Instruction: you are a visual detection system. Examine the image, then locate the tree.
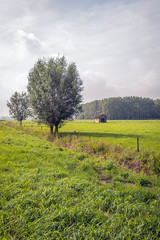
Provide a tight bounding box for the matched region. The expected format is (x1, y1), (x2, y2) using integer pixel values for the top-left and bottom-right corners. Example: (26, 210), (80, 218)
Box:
(27, 56), (83, 136)
(77, 96), (160, 120)
(7, 92), (29, 126)
(154, 99), (160, 118)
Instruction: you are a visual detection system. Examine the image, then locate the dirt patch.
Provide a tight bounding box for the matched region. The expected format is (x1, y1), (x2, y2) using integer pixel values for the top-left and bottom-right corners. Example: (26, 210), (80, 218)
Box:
(100, 177), (112, 184)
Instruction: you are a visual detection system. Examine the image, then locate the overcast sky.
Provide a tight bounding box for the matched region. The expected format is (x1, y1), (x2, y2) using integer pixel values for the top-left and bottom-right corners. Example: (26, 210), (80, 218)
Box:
(0, 0), (160, 116)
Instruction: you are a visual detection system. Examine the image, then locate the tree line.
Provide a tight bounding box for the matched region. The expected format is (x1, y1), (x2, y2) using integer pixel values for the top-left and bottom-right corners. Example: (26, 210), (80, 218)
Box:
(77, 97), (160, 120)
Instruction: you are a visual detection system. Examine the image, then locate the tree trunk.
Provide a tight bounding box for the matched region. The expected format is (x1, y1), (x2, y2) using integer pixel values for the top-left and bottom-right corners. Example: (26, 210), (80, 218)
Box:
(20, 120), (22, 127)
(55, 124), (58, 137)
(50, 125), (54, 135)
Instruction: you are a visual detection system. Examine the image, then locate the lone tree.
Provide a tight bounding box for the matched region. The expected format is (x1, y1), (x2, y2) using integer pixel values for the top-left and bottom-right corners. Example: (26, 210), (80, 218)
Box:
(7, 92), (29, 126)
(27, 56), (83, 136)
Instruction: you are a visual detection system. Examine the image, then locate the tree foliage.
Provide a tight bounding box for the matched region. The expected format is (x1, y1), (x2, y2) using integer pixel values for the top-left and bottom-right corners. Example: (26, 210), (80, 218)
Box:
(7, 92), (29, 125)
(77, 97), (160, 120)
(27, 56), (83, 135)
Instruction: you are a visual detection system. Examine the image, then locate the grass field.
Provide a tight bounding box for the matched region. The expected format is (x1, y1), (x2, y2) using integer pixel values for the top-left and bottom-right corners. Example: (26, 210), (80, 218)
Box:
(6, 119), (160, 151)
(59, 120), (160, 152)
(5, 119), (160, 175)
(0, 121), (160, 239)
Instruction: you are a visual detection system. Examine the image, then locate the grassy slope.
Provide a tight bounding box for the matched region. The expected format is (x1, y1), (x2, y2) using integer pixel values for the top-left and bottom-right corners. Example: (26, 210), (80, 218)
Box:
(0, 123), (160, 239)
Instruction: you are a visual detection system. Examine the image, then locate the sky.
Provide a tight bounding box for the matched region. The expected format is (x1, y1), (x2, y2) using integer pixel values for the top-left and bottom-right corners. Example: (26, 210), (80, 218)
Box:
(0, 0), (160, 116)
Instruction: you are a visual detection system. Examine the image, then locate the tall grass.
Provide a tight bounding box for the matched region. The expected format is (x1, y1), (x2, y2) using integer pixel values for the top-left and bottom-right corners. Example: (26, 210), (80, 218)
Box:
(4, 120), (160, 175)
(0, 123), (160, 239)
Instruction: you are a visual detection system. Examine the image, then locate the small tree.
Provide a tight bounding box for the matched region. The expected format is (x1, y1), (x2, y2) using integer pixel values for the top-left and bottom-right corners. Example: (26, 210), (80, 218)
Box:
(7, 92), (29, 126)
(27, 56), (83, 136)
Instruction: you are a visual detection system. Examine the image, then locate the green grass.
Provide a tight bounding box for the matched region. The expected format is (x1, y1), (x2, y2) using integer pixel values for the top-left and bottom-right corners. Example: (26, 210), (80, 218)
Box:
(0, 123), (160, 239)
(5, 119), (160, 151)
(59, 120), (160, 152)
(59, 120), (160, 175)
(4, 120), (160, 175)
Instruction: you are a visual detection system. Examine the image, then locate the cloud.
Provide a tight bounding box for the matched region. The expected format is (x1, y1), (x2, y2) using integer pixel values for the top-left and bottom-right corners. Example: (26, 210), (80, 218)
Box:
(0, 0), (160, 116)
(82, 70), (118, 102)
(16, 29), (43, 53)
(137, 71), (160, 98)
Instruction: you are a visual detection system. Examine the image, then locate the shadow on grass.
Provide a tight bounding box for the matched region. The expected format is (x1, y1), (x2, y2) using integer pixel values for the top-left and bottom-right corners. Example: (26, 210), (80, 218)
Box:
(60, 132), (141, 139)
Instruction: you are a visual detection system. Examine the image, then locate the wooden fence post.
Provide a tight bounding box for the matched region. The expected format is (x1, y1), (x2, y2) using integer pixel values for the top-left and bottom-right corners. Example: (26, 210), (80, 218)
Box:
(137, 137), (139, 152)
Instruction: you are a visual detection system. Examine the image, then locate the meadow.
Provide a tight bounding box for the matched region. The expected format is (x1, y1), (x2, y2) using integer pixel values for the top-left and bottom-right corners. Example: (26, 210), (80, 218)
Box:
(0, 120), (160, 239)
(5, 119), (160, 175)
(60, 120), (160, 152)
(6, 119), (160, 151)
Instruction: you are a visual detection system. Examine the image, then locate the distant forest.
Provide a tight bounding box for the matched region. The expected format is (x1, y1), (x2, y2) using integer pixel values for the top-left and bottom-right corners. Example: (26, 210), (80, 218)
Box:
(77, 97), (160, 120)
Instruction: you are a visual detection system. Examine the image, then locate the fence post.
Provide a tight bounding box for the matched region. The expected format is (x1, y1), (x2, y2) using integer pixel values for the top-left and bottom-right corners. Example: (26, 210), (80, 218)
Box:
(137, 137), (139, 152)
